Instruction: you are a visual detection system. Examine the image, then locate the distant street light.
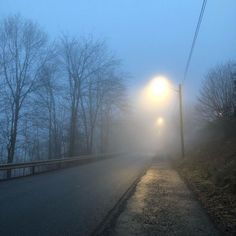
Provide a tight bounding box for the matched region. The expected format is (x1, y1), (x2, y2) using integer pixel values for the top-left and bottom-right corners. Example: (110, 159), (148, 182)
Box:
(156, 117), (164, 127)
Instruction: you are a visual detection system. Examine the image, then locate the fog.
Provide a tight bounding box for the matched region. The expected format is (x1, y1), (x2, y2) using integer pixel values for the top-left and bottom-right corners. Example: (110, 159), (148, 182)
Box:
(0, 1), (235, 165)
(106, 76), (183, 157)
(0, 2), (235, 235)
(107, 73), (224, 159)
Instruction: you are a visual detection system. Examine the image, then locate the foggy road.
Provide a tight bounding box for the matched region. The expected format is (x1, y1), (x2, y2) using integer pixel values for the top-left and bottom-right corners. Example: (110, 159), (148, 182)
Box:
(0, 154), (152, 236)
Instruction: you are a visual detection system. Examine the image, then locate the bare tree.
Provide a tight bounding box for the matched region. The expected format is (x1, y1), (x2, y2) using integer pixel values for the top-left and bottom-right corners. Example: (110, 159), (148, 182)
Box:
(0, 15), (48, 166)
(99, 73), (128, 153)
(79, 57), (123, 153)
(34, 62), (63, 159)
(59, 37), (119, 156)
(197, 62), (236, 121)
(0, 15), (129, 166)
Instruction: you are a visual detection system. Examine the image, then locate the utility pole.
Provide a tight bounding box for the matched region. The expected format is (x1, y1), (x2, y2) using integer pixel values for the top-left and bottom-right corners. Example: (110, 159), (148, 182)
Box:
(178, 84), (185, 158)
(232, 64), (236, 117)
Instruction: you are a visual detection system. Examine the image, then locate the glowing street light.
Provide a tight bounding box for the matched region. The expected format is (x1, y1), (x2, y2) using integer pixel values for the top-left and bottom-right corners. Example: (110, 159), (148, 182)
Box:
(140, 76), (173, 112)
(143, 75), (185, 158)
(148, 76), (169, 99)
(155, 117), (164, 127)
(143, 76), (170, 103)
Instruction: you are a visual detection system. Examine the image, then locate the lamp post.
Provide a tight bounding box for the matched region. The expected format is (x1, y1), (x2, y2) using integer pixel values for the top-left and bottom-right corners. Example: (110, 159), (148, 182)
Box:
(178, 84), (185, 158)
(166, 83), (185, 158)
(144, 76), (185, 158)
(170, 83), (185, 159)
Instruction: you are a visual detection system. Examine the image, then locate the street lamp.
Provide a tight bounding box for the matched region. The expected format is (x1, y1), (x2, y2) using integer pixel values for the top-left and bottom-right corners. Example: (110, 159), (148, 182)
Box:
(141, 76), (171, 106)
(145, 76), (185, 158)
(167, 83), (185, 159)
(156, 117), (164, 127)
(177, 84), (185, 159)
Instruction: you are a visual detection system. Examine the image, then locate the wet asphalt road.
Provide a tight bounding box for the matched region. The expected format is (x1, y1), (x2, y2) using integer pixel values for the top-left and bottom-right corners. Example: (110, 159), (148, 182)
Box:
(0, 154), (152, 236)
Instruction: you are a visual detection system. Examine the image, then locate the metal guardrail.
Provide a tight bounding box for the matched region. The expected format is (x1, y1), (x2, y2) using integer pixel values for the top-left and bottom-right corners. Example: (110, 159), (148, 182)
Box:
(0, 153), (122, 180)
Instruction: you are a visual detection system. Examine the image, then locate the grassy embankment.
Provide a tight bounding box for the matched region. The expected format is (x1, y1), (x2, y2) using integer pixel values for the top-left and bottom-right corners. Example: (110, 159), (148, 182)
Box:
(174, 121), (236, 235)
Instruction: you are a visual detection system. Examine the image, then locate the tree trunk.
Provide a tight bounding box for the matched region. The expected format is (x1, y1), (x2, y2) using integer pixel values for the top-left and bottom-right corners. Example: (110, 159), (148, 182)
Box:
(7, 104), (19, 178)
(69, 109), (77, 157)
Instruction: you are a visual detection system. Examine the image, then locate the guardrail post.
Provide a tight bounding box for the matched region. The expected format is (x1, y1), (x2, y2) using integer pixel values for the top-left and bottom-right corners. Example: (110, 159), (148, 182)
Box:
(7, 169), (11, 179)
(32, 166), (35, 175)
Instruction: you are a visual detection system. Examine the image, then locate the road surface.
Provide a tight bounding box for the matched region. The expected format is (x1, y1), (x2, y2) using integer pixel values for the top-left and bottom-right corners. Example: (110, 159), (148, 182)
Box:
(0, 153), (152, 236)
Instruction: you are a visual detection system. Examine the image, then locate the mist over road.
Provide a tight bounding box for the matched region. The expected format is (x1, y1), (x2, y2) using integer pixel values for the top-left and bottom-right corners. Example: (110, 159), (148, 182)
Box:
(0, 154), (152, 236)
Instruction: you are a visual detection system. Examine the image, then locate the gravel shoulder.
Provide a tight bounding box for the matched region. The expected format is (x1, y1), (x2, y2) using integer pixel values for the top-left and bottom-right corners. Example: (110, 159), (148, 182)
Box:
(110, 159), (220, 236)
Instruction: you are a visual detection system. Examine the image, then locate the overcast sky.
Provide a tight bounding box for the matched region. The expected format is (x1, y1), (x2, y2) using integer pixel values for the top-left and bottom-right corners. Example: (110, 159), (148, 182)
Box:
(1, 0), (236, 102)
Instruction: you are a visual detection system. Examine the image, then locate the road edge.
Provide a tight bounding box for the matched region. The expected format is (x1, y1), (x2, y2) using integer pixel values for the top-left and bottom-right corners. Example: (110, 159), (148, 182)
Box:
(91, 163), (150, 236)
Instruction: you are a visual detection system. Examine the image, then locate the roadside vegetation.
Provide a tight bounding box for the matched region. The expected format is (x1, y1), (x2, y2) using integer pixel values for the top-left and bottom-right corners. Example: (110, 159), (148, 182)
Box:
(0, 15), (128, 166)
(175, 62), (236, 235)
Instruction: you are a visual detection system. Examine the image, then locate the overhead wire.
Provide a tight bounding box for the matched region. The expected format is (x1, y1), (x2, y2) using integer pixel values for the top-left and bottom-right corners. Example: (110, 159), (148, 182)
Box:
(182, 0), (208, 84)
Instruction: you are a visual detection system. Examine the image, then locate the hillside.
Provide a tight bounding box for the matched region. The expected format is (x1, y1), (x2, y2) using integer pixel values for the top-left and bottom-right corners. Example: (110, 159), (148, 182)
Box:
(175, 120), (236, 235)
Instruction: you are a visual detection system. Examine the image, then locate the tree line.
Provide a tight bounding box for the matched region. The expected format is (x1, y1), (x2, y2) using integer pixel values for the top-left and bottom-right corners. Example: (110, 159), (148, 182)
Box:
(197, 61), (236, 121)
(0, 15), (127, 164)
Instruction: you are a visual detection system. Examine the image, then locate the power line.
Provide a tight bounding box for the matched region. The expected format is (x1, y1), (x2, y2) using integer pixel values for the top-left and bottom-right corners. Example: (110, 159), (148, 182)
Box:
(182, 0), (207, 84)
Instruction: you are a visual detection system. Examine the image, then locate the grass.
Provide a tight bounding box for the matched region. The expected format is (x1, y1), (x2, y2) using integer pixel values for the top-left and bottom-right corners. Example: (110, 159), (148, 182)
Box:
(173, 132), (236, 235)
